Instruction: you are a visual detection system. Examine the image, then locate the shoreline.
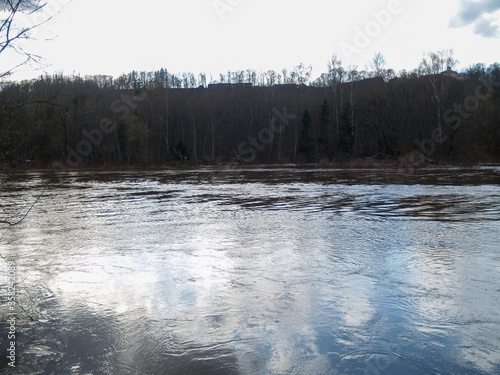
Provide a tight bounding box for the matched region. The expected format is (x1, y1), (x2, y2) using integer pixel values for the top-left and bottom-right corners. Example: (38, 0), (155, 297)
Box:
(2, 159), (499, 175)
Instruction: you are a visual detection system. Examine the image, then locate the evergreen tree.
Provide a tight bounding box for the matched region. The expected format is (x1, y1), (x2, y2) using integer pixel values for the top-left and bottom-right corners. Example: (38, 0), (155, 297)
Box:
(298, 110), (314, 159)
(318, 99), (330, 157)
(339, 104), (354, 156)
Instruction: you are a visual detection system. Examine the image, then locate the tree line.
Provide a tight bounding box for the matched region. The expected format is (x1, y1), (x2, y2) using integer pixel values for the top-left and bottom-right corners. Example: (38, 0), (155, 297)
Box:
(1, 53), (499, 168)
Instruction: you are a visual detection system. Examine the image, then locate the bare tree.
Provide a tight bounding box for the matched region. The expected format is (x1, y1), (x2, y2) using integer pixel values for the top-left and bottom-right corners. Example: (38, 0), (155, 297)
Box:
(369, 52), (387, 78)
(419, 49), (458, 144)
(1, 0), (64, 226)
(419, 49), (458, 76)
(327, 55), (345, 139)
(0, 0), (59, 78)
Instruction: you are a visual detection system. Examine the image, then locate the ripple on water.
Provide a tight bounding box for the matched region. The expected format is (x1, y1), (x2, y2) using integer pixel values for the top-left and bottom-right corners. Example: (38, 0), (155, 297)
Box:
(1, 167), (500, 374)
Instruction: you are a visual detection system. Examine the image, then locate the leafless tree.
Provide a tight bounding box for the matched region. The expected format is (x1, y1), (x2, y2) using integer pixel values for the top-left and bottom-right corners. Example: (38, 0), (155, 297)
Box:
(1, 0), (62, 224)
(419, 49), (459, 144)
(369, 52), (387, 78)
(0, 0), (58, 78)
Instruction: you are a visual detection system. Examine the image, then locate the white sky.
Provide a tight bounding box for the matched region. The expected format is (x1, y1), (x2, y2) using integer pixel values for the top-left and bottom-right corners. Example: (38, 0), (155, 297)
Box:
(3, 0), (500, 81)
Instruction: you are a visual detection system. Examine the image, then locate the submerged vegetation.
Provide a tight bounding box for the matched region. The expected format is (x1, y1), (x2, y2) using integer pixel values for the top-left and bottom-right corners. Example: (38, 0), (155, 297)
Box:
(1, 53), (499, 168)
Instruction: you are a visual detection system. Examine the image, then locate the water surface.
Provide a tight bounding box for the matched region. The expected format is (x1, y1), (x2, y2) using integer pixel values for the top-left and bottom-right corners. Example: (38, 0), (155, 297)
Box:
(1, 166), (500, 374)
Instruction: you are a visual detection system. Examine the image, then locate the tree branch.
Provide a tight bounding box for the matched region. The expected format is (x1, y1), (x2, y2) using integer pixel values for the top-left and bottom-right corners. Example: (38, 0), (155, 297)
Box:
(0, 185), (46, 226)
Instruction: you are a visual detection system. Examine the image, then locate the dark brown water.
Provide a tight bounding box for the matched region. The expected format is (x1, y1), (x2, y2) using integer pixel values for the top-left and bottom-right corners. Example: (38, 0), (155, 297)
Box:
(1, 166), (500, 374)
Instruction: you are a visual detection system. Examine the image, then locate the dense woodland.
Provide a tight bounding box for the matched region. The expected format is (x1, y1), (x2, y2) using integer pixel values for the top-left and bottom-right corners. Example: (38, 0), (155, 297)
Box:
(1, 56), (500, 168)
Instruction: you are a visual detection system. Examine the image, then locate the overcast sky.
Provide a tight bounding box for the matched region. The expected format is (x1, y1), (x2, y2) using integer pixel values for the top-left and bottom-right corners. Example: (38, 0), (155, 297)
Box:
(3, 0), (500, 81)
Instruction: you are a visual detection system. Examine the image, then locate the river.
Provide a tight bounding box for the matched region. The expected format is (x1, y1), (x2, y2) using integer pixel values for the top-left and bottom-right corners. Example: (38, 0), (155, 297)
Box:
(1, 166), (500, 374)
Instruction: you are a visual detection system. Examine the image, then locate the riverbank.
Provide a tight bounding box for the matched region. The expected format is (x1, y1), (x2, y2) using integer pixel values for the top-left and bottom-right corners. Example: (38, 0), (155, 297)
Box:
(3, 154), (498, 174)
(2, 163), (499, 187)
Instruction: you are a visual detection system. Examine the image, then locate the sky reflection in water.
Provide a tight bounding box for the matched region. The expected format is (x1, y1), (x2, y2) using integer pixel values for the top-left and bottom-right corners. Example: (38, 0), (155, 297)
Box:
(1, 167), (500, 374)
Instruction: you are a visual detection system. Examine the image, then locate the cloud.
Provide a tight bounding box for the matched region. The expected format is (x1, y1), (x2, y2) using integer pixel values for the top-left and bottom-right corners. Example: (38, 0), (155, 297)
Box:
(473, 15), (500, 37)
(449, 0), (500, 38)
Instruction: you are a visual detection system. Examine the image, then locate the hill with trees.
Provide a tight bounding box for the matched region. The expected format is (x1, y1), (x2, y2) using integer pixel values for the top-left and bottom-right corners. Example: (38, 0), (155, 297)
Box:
(1, 54), (499, 168)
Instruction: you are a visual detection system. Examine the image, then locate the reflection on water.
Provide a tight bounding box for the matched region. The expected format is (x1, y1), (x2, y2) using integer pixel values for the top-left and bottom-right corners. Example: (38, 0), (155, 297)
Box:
(1, 167), (500, 374)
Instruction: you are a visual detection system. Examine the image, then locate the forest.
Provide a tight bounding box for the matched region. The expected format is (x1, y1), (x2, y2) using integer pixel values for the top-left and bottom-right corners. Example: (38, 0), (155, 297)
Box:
(1, 53), (499, 169)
